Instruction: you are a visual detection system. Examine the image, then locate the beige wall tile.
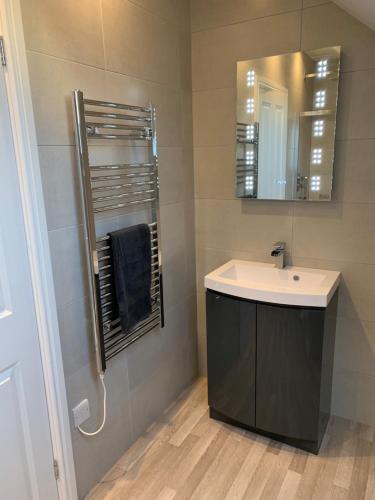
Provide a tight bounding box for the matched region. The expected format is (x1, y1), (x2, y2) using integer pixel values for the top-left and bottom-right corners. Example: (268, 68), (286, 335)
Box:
(194, 146), (236, 200)
(48, 225), (89, 309)
(159, 147), (194, 205)
(331, 368), (358, 422)
(334, 317), (375, 377)
(336, 69), (375, 141)
(39, 146), (83, 231)
(291, 257), (375, 322)
(20, 0), (105, 68)
(160, 202), (196, 309)
(192, 11), (301, 90)
(333, 139), (375, 203)
(180, 29), (193, 90)
(27, 52), (106, 146)
(292, 202), (375, 264)
(332, 369), (375, 426)
(190, 0), (302, 32)
(193, 88), (236, 147)
(181, 90), (194, 147)
(302, 3), (375, 72)
(356, 373), (375, 426)
(66, 355), (133, 498)
(129, 0), (190, 28)
(196, 198), (293, 255)
(303, 0), (330, 8)
(104, 71), (184, 147)
(58, 296), (95, 378)
(102, 0), (181, 88)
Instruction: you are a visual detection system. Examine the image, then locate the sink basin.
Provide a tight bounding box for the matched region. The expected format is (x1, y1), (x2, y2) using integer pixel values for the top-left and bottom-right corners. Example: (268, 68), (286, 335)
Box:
(204, 260), (340, 307)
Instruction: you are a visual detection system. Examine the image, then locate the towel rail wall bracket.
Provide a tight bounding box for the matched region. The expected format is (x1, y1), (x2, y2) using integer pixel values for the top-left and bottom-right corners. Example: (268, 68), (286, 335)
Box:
(73, 89), (165, 374)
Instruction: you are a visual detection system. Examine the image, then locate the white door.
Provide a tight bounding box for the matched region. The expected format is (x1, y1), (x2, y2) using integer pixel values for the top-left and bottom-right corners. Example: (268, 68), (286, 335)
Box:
(257, 81), (288, 199)
(0, 61), (59, 499)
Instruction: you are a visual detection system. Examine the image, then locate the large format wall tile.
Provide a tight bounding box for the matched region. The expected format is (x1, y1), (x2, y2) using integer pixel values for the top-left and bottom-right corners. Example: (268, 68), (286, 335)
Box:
(303, 0), (330, 8)
(193, 88), (236, 147)
(192, 11), (301, 90)
(333, 139), (375, 204)
(292, 202), (375, 264)
(57, 296), (95, 378)
(27, 51), (106, 146)
(292, 257), (375, 323)
(336, 69), (375, 141)
(104, 70), (184, 148)
(38, 146), (82, 231)
(196, 198), (294, 255)
(332, 369), (375, 425)
(66, 355), (133, 498)
(334, 317), (375, 378)
(194, 146), (236, 200)
(102, 0), (181, 88)
(159, 147), (194, 205)
(190, 0), (302, 32)
(21, 0), (105, 68)
(48, 225), (88, 309)
(130, 0), (191, 29)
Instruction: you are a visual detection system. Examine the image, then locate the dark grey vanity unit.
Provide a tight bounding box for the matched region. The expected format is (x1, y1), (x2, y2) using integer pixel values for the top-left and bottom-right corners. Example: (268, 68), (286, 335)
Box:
(206, 289), (338, 454)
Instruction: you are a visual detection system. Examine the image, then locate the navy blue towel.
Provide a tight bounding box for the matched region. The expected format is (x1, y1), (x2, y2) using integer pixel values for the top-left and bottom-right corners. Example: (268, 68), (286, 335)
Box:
(109, 224), (152, 334)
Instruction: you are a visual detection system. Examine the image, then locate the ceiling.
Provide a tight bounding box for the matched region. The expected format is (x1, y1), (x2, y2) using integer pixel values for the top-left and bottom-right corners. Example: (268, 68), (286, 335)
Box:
(333, 0), (375, 31)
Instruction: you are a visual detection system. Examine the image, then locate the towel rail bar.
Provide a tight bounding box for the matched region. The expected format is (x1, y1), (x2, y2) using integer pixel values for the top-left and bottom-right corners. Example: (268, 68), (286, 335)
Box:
(93, 197), (157, 214)
(91, 172), (156, 181)
(90, 163), (155, 171)
(92, 181), (155, 193)
(85, 110), (151, 122)
(86, 122), (150, 132)
(93, 189), (156, 203)
(84, 98), (151, 113)
(87, 133), (151, 141)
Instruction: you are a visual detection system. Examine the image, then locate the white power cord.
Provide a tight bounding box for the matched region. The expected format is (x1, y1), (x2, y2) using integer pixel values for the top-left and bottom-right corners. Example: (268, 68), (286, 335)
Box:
(78, 373), (107, 437)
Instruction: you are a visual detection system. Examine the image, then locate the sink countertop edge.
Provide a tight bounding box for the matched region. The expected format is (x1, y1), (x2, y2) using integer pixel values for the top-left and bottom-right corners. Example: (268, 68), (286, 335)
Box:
(204, 260), (341, 308)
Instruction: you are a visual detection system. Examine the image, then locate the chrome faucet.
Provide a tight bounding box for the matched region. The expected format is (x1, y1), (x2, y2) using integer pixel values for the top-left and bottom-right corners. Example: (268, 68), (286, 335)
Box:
(271, 242), (285, 269)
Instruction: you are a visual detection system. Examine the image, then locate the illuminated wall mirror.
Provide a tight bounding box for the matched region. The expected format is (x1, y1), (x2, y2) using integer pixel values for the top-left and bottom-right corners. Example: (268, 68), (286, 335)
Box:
(236, 46), (341, 201)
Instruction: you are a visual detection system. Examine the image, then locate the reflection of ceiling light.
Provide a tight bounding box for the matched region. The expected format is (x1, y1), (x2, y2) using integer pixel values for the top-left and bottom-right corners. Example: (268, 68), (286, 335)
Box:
(312, 148), (323, 164)
(246, 150), (255, 165)
(245, 175), (254, 190)
(246, 98), (255, 114)
(246, 124), (255, 140)
(315, 90), (326, 108)
(311, 175), (321, 191)
(317, 59), (328, 78)
(313, 120), (324, 137)
(247, 70), (255, 87)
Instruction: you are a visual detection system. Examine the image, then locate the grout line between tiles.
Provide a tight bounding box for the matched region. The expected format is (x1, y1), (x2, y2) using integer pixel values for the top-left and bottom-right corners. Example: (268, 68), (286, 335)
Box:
(191, 8), (302, 34)
(26, 49), (186, 93)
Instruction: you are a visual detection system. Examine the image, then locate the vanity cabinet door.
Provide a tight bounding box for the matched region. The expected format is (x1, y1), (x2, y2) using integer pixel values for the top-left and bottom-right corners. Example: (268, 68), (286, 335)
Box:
(206, 291), (256, 427)
(256, 304), (324, 441)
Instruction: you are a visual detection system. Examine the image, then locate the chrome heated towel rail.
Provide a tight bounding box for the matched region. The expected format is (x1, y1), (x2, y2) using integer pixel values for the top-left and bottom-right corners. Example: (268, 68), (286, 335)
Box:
(73, 90), (164, 374)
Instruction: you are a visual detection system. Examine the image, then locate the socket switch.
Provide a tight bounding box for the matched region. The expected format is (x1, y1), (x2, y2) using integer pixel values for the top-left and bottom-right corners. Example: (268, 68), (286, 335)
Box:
(73, 399), (90, 428)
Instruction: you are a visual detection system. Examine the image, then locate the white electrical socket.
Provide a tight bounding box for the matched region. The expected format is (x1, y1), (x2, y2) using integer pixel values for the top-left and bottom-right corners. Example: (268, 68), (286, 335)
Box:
(73, 399), (90, 428)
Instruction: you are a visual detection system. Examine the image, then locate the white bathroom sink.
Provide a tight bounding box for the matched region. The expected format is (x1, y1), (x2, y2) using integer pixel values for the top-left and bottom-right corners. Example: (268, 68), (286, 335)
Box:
(204, 260), (340, 307)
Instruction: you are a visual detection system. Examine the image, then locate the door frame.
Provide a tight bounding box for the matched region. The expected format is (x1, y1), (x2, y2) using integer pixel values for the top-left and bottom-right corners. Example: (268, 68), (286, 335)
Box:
(0, 1), (77, 499)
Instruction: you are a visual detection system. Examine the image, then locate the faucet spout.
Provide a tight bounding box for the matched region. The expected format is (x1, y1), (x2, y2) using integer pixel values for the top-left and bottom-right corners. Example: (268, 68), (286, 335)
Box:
(271, 241), (285, 269)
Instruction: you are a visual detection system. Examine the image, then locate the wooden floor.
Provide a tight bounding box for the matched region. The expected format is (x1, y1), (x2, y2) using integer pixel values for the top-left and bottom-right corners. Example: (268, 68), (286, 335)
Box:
(87, 378), (375, 500)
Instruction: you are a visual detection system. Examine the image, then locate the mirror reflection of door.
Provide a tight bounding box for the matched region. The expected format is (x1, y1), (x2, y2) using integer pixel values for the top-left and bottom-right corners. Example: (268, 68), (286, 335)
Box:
(257, 80), (288, 200)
